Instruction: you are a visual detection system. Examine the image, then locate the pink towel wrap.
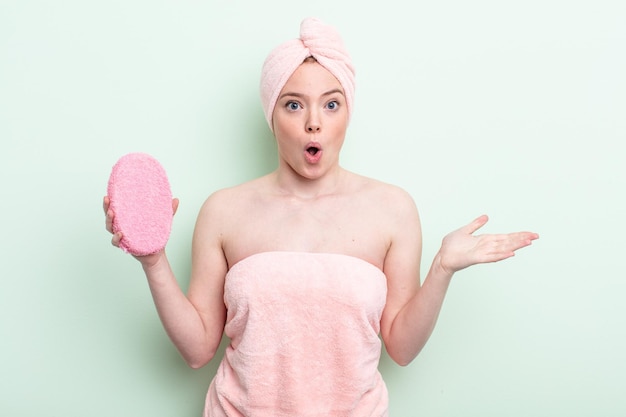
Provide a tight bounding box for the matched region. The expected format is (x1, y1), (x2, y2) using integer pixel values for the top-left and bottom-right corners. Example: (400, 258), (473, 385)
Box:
(204, 251), (389, 416)
(107, 152), (173, 256)
(260, 17), (356, 131)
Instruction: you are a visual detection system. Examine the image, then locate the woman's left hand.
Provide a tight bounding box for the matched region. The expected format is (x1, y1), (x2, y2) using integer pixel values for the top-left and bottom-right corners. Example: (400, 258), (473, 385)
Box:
(437, 215), (539, 275)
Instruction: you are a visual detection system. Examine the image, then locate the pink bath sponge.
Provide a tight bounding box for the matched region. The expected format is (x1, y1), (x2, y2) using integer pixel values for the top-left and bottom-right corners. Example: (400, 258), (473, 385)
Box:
(107, 153), (173, 256)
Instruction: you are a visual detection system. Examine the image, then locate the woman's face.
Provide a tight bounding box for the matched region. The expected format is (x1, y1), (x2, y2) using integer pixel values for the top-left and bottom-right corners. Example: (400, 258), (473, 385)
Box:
(272, 60), (349, 181)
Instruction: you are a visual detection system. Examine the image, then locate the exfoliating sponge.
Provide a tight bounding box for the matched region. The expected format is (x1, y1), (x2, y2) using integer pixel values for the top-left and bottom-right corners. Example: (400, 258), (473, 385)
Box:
(107, 152), (173, 256)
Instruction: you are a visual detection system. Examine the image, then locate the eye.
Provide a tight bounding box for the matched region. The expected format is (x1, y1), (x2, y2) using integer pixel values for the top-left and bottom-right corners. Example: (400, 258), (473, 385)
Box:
(326, 100), (339, 110)
(286, 101), (301, 111)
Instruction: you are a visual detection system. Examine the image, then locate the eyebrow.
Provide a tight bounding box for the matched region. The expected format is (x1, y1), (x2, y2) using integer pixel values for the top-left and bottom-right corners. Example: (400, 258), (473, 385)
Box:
(278, 88), (345, 101)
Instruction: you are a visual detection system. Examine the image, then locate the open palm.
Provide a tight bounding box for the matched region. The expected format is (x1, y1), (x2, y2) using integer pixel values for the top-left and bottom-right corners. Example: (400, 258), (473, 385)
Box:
(438, 215), (539, 274)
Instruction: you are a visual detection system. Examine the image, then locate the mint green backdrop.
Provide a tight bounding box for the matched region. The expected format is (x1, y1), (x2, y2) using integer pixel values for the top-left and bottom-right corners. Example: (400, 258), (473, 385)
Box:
(1, 1), (624, 415)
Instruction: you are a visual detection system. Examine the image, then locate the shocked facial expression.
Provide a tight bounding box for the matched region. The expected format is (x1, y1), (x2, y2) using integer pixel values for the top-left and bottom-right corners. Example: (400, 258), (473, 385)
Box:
(272, 60), (349, 180)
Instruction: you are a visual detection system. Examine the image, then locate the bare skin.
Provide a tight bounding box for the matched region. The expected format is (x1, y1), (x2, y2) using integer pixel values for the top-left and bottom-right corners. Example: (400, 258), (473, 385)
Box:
(104, 60), (539, 368)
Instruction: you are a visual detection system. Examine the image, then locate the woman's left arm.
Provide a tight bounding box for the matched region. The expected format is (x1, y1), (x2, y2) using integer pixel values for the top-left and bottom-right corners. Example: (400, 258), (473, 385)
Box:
(380, 191), (539, 366)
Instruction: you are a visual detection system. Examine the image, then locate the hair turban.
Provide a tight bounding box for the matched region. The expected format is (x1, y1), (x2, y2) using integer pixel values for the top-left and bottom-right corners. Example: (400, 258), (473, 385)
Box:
(260, 17), (356, 131)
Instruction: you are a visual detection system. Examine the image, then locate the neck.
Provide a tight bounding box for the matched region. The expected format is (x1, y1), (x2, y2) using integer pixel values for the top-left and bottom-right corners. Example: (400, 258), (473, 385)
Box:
(273, 165), (346, 200)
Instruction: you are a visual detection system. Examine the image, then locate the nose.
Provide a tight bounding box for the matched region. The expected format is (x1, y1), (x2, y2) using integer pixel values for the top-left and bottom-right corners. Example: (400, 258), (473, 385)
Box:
(305, 109), (321, 133)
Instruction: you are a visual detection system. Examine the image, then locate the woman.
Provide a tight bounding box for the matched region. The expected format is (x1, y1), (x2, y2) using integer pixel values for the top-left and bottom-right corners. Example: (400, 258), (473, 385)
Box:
(104, 18), (538, 417)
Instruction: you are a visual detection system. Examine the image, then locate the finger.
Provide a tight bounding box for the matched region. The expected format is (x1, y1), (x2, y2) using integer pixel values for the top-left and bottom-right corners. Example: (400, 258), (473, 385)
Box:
(105, 209), (114, 233)
(491, 232), (537, 254)
(111, 232), (123, 248)
(474, 231), (538, 264)
(509, 231), (539, 248)
(486, 251), (516, 263)
(172, 198), (180, 216)
(526, 232), (540, 241)
(462, 214), (489, 235)
(103, 196), (113, 233)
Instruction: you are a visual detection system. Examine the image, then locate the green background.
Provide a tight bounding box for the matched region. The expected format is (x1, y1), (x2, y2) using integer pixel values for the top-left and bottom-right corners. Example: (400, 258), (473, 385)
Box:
(1, 0), (624, 415)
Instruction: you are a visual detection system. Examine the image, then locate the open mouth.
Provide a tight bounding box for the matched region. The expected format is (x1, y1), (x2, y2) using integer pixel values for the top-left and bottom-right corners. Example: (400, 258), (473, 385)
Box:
(306, 146), (320, 155)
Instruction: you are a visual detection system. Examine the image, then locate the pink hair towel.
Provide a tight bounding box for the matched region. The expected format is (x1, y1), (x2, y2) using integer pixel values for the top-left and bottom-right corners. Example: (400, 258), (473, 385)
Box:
(260, 17), (356, 131)
(107, 153), (173, 256)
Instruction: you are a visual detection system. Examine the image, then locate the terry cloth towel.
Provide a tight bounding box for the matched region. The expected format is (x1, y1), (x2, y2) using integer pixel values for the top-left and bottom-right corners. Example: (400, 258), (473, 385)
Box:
(107, 152), (173, 256)
(260, 17), (356, 131)
(204, 251), (389, 417)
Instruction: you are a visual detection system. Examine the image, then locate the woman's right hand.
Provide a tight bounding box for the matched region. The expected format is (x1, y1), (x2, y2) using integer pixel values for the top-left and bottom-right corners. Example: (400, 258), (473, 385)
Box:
(102, 196), (180, 268)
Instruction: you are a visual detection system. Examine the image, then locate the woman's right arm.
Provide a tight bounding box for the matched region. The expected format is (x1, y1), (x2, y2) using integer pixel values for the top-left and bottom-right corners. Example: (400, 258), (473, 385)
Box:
(103, 195), (227, 369)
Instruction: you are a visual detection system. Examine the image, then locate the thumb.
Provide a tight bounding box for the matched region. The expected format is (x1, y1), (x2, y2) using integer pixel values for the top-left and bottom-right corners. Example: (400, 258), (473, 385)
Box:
(462, 214), (489, 235)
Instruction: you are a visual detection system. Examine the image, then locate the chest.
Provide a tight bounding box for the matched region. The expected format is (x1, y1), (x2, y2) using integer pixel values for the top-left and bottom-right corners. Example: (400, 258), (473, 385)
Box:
(224, 194), (390, 269)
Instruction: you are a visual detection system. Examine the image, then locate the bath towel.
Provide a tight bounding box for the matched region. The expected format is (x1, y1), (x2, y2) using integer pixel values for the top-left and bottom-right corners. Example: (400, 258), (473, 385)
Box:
(204, 251), (389, 417)
(107, 152), (173, 256)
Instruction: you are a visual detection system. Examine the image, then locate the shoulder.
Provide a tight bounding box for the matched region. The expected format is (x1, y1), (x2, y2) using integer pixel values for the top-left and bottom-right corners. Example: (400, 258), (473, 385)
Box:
(353, 173), (422, 246)
(343, 172), (421, 250)
(193, 176), (273, 256)
(193, 176), (269, 246)
(349, 172), (418, 216)
(198, 175), (271, 217)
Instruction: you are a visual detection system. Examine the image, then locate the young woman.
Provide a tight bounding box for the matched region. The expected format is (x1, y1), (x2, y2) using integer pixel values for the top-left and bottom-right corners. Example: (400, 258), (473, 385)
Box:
(104, 17), (538, 417)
